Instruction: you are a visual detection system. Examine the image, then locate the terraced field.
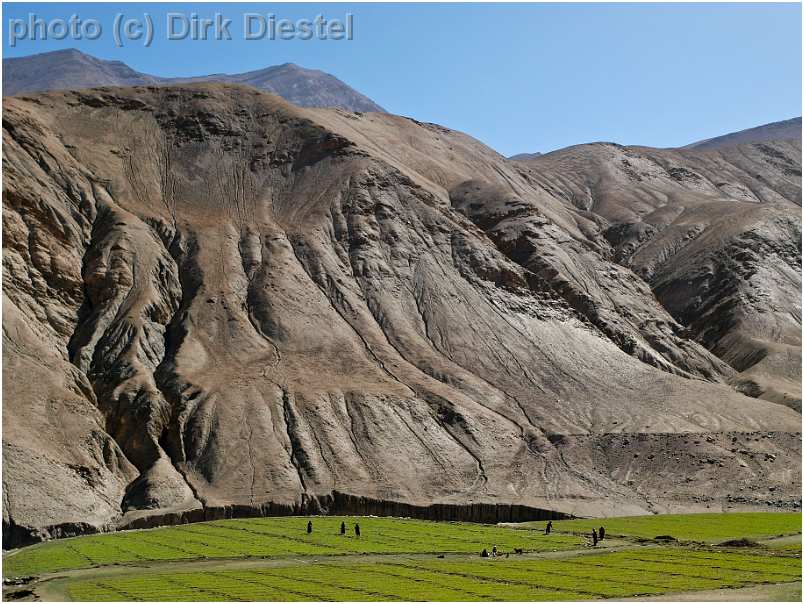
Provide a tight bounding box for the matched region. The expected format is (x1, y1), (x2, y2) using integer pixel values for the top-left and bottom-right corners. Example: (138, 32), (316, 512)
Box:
(3, 517), (584, 577)
(539, 512), (802, 543)
(3, 513), (801, 601)
(63, 548), (803, 601)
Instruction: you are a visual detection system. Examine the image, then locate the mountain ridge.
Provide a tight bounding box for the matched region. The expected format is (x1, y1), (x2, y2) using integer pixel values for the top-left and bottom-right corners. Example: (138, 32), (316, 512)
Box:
(3, 84), (799, 546)
(513, 135), (801, 408)
(685, 117), (802, 150)
(2, 48), (384, 113)
(508, 117), (802, 159)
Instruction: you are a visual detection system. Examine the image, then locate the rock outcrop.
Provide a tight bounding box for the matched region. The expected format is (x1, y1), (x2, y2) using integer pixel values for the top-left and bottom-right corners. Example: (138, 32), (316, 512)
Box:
(2, 85), (800, 546)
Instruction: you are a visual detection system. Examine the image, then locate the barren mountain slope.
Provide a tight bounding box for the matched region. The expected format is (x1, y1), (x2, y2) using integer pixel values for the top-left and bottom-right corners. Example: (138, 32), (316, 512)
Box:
(685, 117), (801, 150)
(3, 85), (800, 546)
(515, 139), (802, 408)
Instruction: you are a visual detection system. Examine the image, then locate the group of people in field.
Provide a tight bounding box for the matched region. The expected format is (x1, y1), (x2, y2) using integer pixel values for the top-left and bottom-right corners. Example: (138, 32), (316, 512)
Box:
(480, 520), (606, 557)
(545, 520), (605, 545)
(304, 518), (605, 551)
(592, 525), (605, 545)
(306, 520), (361, 537)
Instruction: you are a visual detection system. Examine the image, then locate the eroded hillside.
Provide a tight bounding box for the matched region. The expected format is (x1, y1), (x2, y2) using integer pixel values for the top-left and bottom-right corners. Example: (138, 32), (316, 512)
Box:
(514, 139), (802, 408)
(3, 85), (801, 546)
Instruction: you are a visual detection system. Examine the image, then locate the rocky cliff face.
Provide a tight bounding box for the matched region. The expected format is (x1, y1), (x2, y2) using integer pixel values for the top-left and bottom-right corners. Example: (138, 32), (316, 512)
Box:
(3, 85), (801, 546)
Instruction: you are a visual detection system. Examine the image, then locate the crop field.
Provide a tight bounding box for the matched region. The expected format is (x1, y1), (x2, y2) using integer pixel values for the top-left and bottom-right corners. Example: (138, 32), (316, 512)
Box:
(3, 512), (801, 601)
(3, 517), (584, 577)
(62, 548), (803, 601)
(538, 511), (802, 543)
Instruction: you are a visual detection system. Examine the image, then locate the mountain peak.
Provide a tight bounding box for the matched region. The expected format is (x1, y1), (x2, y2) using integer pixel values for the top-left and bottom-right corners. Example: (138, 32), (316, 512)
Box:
(2, 49), (383, 113)
(15, 47), (85, 58)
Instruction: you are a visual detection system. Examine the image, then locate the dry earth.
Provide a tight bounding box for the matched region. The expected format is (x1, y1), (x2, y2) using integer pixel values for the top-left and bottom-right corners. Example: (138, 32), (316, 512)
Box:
(685, 117), (801, 150)
(515, 137), (801, 408)
(2, 84), (801, 546)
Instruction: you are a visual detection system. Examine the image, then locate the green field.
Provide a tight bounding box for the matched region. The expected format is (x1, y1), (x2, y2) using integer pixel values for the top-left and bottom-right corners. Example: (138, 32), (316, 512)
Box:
(62, 548), (801, 601)
(3, 517), (584, 577)
(538, 512), (802, 543)
(62, 548), (803, 602)
(3, 513), (801, 602)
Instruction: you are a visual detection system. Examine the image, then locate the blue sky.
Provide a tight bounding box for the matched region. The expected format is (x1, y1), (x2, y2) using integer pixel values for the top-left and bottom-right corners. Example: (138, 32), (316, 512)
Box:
(4, 3), (801, 156)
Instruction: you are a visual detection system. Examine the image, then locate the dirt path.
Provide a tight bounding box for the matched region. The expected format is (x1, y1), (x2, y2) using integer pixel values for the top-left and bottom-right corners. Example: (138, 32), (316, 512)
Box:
(623, 581), (802, 602)
(760, 534), (802, 547)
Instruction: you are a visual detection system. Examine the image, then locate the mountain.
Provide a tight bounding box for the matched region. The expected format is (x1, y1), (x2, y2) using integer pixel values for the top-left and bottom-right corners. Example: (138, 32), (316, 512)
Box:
(685, 117), (801, 150)
(2, 49), (384, 112)
(512, 138), (801, 409)
(161, 63), (384, 113)
(508, 152), (542, 161)
(2, 85), (800, 546)
(2, 48), (160, 93)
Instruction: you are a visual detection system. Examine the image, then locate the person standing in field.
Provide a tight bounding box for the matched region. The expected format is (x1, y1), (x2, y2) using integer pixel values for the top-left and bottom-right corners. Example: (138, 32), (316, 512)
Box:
(340, 521), (346, 535)
(599, 526), (605, 541)
(546, 520), (552, 534)
(355, 523), (361, 537)
(307, 520), (313, 534)
(492, 545), (497, 557)
(591, 529), (598, 546)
